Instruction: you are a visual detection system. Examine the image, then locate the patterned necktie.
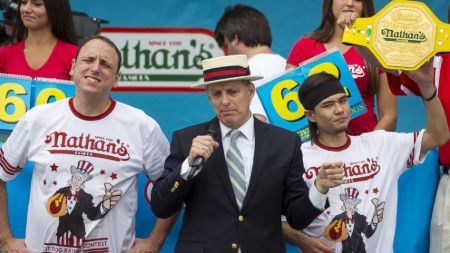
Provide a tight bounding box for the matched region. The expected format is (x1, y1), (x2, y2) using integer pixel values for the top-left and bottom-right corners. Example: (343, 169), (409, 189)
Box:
(226, 129), (246, 209)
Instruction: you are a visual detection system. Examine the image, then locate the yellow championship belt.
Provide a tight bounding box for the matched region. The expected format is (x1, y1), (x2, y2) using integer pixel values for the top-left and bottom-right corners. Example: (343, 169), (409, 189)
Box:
(342, 0), (450, 70)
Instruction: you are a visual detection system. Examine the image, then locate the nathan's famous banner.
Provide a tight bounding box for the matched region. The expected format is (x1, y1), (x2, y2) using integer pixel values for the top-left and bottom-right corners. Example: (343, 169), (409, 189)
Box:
(101, 27), (224, 88)
(257, 48), (367, 141)
(0, 74), (75, 143)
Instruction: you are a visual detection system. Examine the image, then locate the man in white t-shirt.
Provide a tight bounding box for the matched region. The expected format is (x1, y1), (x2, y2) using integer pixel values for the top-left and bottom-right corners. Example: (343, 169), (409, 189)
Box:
(0, 35), (175, 253)
(282, 70), (449, 253)
(215, 4), (286, 123)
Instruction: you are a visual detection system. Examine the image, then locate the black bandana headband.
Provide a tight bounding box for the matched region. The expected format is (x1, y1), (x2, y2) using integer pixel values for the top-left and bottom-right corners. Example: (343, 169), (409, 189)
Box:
(298, 78), (346, 110)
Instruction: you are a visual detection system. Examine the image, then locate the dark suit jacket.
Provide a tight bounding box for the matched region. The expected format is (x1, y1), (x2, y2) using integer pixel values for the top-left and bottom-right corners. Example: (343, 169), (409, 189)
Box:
(151, 117), (325, 253)
(55, 186), (105, 238)
(333, 212), (376, 253)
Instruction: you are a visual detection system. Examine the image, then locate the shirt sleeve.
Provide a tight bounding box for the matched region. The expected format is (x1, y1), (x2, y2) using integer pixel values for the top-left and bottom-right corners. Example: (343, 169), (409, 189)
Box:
(0, 114), (31, 181)
(390, 130), (426, 169)
(408, 130), (426, 167)
(180, 158), (203, 180)
(308, 182), (328, 210)
(368, 130), (426, 175)
(0, 46), (6, 73)
(142, 119), (170, 181)
(248, 64), (269, 121)
(286, 39), (306, 66)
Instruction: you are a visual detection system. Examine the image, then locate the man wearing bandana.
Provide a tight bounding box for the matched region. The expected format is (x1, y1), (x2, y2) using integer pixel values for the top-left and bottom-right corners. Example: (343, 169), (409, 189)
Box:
(282, 71), (449, 253)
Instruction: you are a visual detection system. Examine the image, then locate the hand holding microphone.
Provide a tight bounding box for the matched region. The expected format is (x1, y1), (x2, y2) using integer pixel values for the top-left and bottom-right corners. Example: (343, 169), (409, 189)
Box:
(187, 124), (220, 179)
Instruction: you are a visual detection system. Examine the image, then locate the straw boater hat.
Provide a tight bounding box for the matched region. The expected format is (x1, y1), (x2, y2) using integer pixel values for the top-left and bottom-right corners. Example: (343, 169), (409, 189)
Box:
(192, 54), (263, 88)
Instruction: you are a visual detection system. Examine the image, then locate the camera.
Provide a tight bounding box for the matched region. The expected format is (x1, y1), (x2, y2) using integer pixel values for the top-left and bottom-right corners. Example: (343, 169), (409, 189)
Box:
(0, 0), (16, 45)
(72, 11), (109, 44)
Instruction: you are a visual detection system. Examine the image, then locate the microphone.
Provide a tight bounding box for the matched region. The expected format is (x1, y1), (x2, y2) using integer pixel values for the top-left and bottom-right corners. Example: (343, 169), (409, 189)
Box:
(187, 123), (219, 179)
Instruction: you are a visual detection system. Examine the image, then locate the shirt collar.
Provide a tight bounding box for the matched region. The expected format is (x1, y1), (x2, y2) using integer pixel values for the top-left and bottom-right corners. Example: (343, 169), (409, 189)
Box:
(219, 115), (255, 141)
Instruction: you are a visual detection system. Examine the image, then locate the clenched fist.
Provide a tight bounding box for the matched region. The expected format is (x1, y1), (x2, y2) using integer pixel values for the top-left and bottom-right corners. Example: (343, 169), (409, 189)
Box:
(315, 161), (345, 194)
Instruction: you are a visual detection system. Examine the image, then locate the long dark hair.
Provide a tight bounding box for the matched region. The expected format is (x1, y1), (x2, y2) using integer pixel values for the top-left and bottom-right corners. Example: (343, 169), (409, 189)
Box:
(309, 0), (378, 95)
(298, 73), (343, 144)
(12, 0), (77, 45)
(309, 0), (375, 42)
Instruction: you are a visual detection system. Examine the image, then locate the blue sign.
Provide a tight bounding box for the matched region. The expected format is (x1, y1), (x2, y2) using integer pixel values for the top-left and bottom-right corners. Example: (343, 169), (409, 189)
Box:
(33, 78), (75, 106)
(0, 75), (75, 142)
(0, 74), (33, 130)
(256, 48), (367, 141)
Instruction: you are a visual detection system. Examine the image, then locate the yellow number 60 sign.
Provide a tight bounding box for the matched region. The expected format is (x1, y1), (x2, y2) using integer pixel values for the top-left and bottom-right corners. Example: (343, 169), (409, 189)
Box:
(270, 62), (342, 122)
(0, 79), (74, 130)
(0, 83), (28, 124)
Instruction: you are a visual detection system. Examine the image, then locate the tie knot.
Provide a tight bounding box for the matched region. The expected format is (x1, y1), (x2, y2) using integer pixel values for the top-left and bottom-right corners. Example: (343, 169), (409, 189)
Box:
(228, 129), (241, 142)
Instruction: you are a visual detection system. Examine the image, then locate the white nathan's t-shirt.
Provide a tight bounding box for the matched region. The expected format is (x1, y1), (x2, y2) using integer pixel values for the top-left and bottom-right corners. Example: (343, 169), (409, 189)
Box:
(248, 53), (286, 121)
(0, 98), (170, 252)
(301, 130), (425, 253)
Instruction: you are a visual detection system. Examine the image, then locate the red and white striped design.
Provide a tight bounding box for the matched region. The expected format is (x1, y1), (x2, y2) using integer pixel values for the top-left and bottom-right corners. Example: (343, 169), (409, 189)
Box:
(343, 187), (360, 200)
(0, 149), (22, 176)
(57, 231), (83, 247)
(192, 54), (262, 88)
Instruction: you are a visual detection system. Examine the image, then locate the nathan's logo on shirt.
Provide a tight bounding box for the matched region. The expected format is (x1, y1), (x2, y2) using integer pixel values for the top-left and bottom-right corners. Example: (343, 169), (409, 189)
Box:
(44, 132), (130, 161)
(304, 158), (380, 183)
(348, 64), (365, 79)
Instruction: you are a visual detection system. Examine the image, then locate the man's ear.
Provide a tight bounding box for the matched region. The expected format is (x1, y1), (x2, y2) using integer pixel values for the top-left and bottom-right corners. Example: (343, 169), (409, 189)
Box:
(305, 110), (316, 123)
(206, 86), (213, 102)
(114, 72), (121, 87)
(248, 82), (255, 101)
(231, 35), (240, 46)
(69, 59), (76, 78)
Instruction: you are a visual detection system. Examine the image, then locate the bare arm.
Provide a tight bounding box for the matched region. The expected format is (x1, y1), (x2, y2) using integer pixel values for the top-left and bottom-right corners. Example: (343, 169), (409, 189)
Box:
(374, 73), (397, 131)
(0, 180), (30, 252)
(404, 61), (450, 155)
(282, 220), (305, 246)
(0, 180), (12, 250)
(147, 213), (180, 252)
(128, 211), (180, 253)
(282, 221), (335, 253)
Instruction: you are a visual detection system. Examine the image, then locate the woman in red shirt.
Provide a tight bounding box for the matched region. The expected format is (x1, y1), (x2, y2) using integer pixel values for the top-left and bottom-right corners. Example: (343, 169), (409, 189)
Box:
(286, 0), (397, 136)
(0, 0), (78, 80)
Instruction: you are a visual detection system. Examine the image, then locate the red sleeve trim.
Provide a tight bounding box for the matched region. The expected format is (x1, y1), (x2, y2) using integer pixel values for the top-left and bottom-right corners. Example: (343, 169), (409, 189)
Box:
(406, 132), (419, 168)
(0, 149), (22, 175)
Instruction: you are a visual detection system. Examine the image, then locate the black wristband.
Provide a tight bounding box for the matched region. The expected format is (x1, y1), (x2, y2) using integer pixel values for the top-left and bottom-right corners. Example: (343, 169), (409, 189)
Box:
(423, 89), (437, 101)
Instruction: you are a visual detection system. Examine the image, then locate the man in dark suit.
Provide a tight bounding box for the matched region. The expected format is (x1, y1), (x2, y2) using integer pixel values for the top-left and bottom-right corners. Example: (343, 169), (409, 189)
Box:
(150, 54), (344, 253)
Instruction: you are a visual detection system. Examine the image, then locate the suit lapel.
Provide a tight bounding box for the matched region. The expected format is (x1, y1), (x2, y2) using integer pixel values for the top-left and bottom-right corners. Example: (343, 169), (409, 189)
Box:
(242, 119), (269, 209)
